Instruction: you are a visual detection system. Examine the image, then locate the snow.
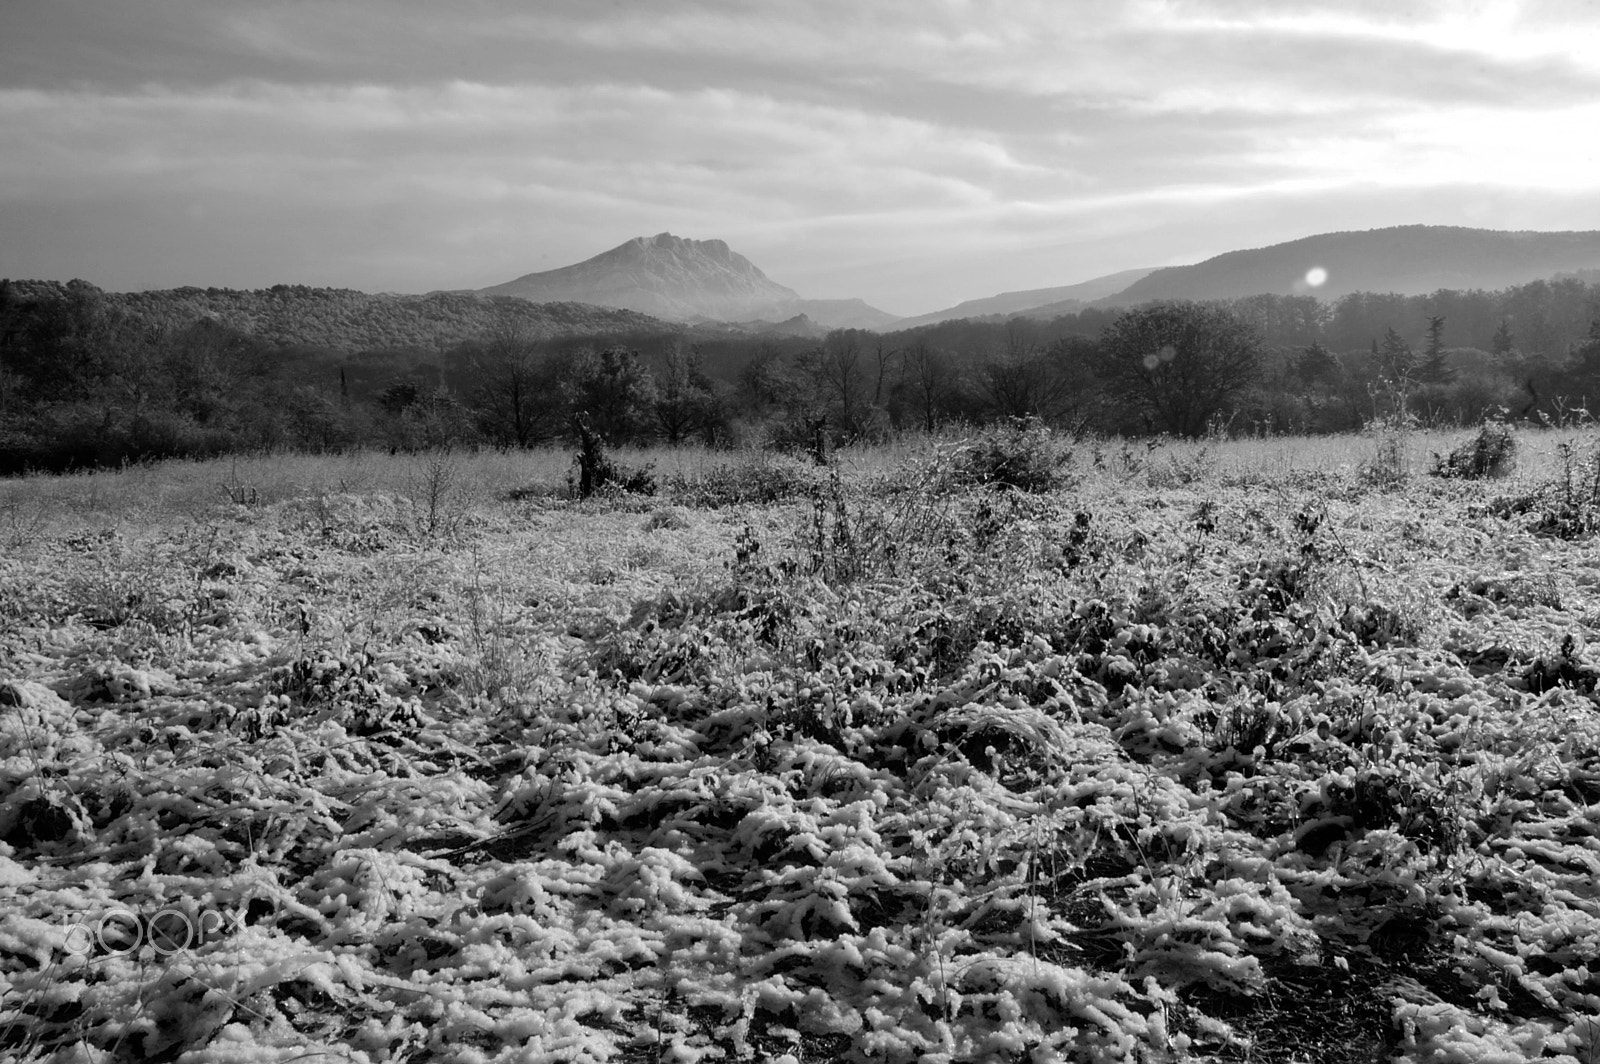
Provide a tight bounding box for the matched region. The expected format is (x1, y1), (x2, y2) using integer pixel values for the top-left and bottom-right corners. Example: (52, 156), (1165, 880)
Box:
(4, 442), (1600, 1060)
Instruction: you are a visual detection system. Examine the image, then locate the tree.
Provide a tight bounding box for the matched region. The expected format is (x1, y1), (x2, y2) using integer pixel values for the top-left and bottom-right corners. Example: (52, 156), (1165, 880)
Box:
(1093, 302), (1262, 437)
(812, 328), (869, 433)
(162, 317), (264, 423)
(981, 320), (1043, 419)
(1295, 341), (1340, 384)
(1416, 315), (1455, 384)
(561, 346), (658, 445)
(653, 344), (723, 444)
(736, 341), (800, 416)
(869, 334), (896, 409)
(896, 340), (958, 432)
(0, 279), (21, 353)
(1569, 320), (1600, 399)
(1492, 318), (1516, 359)
(8, 280), (122, 402)
(379, 381), (422, 414)
(470, 319), (549, 447)
(102, 319), (166, 411)
(0, 282), (24, 421)
(980, 354), (1051, 420)
(1284, 294), (1331, 346)
(412, 385), (476, 449)
(1379, 326), (1415, 384)
(979, 332), (1091, 424)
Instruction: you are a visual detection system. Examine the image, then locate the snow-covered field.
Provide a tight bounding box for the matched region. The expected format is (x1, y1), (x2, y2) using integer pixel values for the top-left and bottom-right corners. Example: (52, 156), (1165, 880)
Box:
(2, 430), (1599, 1063)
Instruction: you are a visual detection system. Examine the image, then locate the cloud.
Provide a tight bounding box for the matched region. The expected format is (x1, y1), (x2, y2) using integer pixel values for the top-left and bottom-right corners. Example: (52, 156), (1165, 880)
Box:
(0, 79), (1074, 297)
(3, 1), (1600, 312)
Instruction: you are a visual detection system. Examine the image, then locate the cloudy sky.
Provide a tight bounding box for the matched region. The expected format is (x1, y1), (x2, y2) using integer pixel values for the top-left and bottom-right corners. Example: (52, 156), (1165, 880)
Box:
(3, 1), (1599, 316)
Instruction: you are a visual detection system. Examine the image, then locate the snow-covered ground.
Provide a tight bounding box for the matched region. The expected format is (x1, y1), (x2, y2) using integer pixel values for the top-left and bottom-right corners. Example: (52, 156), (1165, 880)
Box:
(2, 433), (1598, 1063)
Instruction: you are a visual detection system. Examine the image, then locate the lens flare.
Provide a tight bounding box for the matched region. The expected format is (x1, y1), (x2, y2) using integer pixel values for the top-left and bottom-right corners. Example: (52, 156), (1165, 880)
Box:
(1142, 345), (1177, 371)
(1305, 267), (1328, 287)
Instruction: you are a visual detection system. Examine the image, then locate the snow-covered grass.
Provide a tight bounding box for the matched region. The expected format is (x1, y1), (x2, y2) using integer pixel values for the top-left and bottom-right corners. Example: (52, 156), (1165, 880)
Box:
(3, 426), (1600, 1063)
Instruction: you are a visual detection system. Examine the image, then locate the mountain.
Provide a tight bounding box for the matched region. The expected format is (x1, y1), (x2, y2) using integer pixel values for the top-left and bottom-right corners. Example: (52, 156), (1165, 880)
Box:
(1098, 226), (1600, 306)
(786, 298), (901, 331)
(892, 267), (1157, 329)
(482, 233), (797, 321)
(480, 233), (901, 330)
(717, 313), (828, 339)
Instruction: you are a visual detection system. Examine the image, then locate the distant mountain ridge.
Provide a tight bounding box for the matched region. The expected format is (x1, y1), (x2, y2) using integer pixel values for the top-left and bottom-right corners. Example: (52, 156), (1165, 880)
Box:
(1099, 226), (1600, 306)
(888, 227), (1600, 330)
(480, 233), (901, 330)
(17, 226), (1600, 348)
(5, 280), (676, 351)
(891, 267), (1158, 329)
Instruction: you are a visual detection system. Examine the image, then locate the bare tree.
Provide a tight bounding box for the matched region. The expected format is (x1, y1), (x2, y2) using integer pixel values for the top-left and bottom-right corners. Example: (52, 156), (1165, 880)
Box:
(870, 334), (896, 408)
(814, 328), (867, 431)
(900, 339), (956, 432)
(471, 317), (548, 446)
(978, 320), (1085, 423)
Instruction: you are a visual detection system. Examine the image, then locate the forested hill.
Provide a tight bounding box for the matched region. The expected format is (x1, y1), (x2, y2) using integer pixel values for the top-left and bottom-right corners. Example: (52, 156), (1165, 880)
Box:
(5, 280), (677, 351)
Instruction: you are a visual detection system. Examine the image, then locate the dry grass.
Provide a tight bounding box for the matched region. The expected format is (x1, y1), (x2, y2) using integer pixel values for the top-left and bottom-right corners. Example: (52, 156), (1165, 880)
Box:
(4, 424), (1600, 1062)
(3, 425), (1595, 536)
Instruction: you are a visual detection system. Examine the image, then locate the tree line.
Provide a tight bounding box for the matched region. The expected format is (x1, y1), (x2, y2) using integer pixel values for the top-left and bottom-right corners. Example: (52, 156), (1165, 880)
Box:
(5, 274), (1600, 474)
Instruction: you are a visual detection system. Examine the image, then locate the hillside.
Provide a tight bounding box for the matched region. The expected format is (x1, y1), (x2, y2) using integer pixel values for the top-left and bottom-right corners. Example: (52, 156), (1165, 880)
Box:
(480, 233), (901, 330)
(784, 298), (901, 331)
(6, 280), (676, 351)
(894, 267), (1157, 328)
(713, 313), (829, 339)
(1101, 225), (1600, 306)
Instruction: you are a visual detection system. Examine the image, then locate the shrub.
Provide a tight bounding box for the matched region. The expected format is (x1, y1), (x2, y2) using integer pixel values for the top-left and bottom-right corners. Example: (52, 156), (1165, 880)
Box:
(664, 455), (821, 508)
(645, 506), (691, 531)
(1430, 421), (1516, 479)
(404, 450), (475, 542)
(570, 413), (655, 499)
(1524, 633), (1600, 695)
(764, 414), (833, 464)
(1480, 439), (1600, 539)
(955, 418), (1071, 493)
(569, 460), (655, 499)
(1359, 410), (1415, 489)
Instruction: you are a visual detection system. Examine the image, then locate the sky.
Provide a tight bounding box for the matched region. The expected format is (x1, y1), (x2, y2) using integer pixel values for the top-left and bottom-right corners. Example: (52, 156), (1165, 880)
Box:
(3, 1), (1600, 317)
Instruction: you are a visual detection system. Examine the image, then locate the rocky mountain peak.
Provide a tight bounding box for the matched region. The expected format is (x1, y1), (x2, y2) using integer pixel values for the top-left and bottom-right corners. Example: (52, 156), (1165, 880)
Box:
(479, 234), (899, 329)
(591, 233), (762, 284)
